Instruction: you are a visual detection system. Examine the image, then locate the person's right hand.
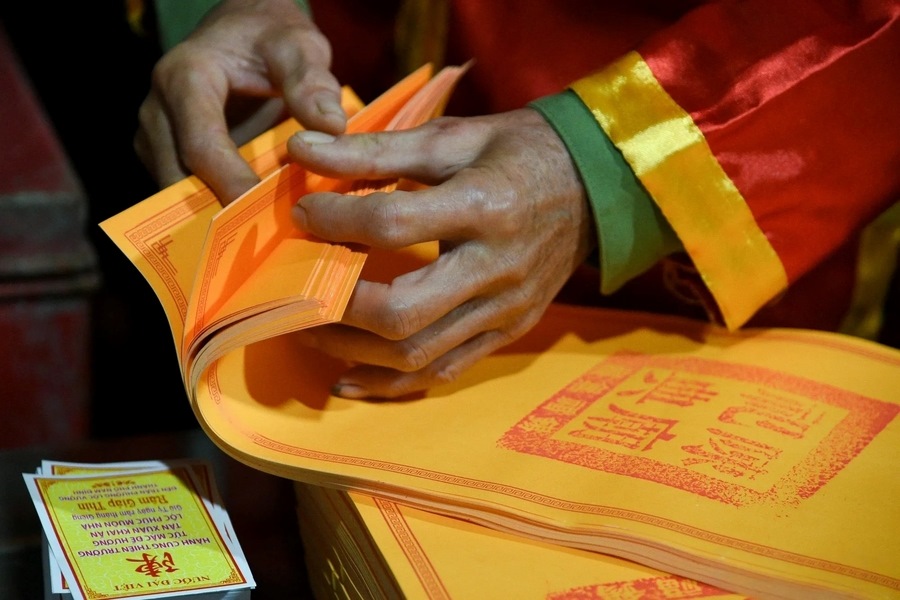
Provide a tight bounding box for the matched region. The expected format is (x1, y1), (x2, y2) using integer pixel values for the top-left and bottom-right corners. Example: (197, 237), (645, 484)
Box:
(286, 108), (598, 399)
(134, 0), (347, 204)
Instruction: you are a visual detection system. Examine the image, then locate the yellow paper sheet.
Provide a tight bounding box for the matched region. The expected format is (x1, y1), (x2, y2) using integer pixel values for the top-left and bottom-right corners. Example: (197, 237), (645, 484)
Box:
(198, 303), (900, 599)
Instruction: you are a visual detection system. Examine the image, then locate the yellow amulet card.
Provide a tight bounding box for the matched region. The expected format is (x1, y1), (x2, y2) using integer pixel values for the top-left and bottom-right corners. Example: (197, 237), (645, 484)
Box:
(23, 465), (254, 600)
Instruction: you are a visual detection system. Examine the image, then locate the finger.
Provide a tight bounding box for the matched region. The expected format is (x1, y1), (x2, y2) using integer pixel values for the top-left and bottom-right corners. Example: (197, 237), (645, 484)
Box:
(294, 187), (450, 249)
(272, 47), (347, 134)
(329, 327), (520, 399)
(292, 168), (509, 250)
(333, 269), (480, 342)
(151, 48), (261, 203)
(293, 322), (443, 372)
(264, 32), (347, 135)
(228, 97), (288, 147)
(340, 244), (518, 335)
(288, 67), (347, 135)
(287, 116), (486, 184)
(297, 279), (529, 366)
(134, 93), (190, 188)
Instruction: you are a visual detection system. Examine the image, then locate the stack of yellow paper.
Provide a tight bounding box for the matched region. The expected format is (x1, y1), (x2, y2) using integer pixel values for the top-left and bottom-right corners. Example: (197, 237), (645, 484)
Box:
(101, 66), (900, 599)
(294, 481), (751, 600)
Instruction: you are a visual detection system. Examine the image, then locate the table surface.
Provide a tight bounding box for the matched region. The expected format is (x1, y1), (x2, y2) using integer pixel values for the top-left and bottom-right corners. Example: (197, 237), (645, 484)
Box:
(0, 428), (316, 600)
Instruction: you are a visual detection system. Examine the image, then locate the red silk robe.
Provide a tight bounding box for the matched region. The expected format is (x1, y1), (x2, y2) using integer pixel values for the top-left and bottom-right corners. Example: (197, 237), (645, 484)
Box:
(317, 0), (900, 337)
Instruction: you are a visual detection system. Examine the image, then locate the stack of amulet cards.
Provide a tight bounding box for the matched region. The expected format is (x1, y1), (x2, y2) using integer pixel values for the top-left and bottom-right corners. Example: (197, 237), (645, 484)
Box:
(22, 459), (255, 600)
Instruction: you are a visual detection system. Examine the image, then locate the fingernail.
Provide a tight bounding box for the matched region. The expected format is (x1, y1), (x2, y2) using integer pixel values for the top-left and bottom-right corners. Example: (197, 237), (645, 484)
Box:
(317, 98), (345, 120)
(295, 130), (336, 145)
(290, 204), (308, 230)
(331, 382), (368, 399)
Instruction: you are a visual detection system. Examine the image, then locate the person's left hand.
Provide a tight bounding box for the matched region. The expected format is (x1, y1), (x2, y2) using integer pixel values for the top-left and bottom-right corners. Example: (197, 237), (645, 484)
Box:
(133, 0), (345, 204)
(288, 108), (597, 399)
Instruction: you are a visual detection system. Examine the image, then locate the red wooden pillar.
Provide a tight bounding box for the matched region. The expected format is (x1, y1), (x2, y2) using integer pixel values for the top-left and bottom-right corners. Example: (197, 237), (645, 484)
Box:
(0, 22), (99, 448)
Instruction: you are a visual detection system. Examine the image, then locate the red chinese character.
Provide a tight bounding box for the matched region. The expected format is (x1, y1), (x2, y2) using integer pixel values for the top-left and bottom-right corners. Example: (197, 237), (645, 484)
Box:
(127, 551), (178, 577)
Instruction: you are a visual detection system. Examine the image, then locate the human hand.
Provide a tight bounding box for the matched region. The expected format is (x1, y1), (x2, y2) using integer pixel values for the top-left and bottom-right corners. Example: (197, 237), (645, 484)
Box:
(287, 108), (597, 399)
(134, 0), (346, 204)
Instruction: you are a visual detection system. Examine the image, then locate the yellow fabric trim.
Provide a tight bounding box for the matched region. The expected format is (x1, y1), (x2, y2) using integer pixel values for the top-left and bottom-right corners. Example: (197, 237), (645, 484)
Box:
(395, 0), (449, 76)
(125, 0), (146, 37)
(570, 52), (788, 330)
(839, 200), (900, 340)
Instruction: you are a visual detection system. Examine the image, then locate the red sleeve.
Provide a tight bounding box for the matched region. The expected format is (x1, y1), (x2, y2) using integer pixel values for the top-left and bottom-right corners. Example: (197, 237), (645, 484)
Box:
(571, 0), (900, 329)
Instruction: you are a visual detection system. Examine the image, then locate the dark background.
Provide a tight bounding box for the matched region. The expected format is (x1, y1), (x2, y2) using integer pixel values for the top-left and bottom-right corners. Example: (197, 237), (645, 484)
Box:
(0, 2), (196, 438)
(0, 8), (315, 594)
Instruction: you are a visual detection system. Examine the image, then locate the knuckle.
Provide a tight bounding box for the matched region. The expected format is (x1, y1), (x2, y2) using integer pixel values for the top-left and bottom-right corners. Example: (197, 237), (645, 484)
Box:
(364, 198), (411, 248)
(135, 102), (155, 135)
(394, 340), (432, 372)
(502, 306), (543, 346)
(431, 361), (464, 387)
(426, 115), (466, 136)
(456, 176), (523, 238)
(262, 26), (333, 72)
(381, 362), (461, 398)
(297, 29), (333, 64)
(375, 297), (421, 340)
(151, 47), (201, 89)
(486, 188), (524, 236)
(500, 257), (533, 288)
(178, 135), (219, 174)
